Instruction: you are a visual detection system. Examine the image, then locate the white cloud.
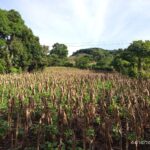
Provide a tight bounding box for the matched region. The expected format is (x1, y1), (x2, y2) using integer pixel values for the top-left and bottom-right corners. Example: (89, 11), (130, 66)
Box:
(0, 0), (150, 55)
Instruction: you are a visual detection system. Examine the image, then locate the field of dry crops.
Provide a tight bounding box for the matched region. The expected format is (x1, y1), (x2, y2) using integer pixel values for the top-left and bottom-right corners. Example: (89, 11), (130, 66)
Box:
(0, 67), (150, 150)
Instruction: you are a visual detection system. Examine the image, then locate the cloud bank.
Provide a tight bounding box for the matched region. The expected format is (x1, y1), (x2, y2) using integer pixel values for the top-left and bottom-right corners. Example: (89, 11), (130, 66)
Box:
(1, 0), (150, 54)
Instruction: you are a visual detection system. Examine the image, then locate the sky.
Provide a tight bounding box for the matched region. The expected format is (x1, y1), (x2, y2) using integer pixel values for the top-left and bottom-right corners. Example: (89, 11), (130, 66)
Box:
(0, 0), (150, 55)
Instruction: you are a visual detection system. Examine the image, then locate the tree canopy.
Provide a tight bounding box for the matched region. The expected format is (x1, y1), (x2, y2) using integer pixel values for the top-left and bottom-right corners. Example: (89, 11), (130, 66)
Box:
(48, 43), (69, 66)
(71, 42), (150, 77)
(112, 40), (150, 77)
(50, 43), (68, 59)
(0, 9), (47, 73)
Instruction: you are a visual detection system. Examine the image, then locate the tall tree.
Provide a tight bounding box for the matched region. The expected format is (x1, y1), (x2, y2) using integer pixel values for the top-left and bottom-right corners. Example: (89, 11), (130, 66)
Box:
(50, 43), (68, 59)
(127, 40), (150, 73)
(0, 9), (47, 73)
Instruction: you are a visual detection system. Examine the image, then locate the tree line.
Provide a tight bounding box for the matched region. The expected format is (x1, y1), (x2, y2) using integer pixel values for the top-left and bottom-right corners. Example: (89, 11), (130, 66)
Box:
(46, 41), (150, 78)
(73, 41), (150, 78)
(0, 9), (150, 78)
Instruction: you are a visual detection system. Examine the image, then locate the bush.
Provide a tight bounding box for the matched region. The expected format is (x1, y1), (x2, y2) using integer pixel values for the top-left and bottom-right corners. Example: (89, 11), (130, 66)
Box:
(0, 59), (6, 74)
(75, 56), (90, 69)
(63, 61), (74, 67)
(10, 67), (20, 73)
(139, 71), (150, 79)
(127, 67), (138, 77)
(0, 64), (5, 73)
(92, 64), (113, 72)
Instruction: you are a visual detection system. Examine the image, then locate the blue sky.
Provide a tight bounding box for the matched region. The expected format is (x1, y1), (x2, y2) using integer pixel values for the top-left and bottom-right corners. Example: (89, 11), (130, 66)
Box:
(0, 0), (150, 55)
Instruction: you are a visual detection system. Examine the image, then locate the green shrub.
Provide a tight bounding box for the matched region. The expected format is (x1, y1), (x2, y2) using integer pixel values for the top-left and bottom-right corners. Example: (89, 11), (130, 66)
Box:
(0, 119), (9, 138)
(64, 61), (74, 67)
(10, 67), (19, 73)
(75, 56), (90, 69)
(0, 59), (6, 74)
(0, 63), (5, 73)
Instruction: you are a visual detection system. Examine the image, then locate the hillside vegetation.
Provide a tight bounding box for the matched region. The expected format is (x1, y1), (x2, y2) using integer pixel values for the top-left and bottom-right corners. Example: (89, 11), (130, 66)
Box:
(0, 9), (150, 78)
(70, 48), (114, 71)
(69, 44), (150, 78)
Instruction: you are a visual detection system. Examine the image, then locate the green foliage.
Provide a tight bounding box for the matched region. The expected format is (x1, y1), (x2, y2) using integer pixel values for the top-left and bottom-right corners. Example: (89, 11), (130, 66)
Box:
(0, 9), (10, 37)
(72, 45), (150, 78)
(92, 58), (113, 71)
(63, 61), (74, 67)
(72, 48), (114, 71)
(127, 40), (150, 77)
(72, 48), (109, 59)
(75, 56), (90, 69)
(48, 54), (63, 66)
(127, 132), (137, 141)
(0, 59), (6, 73)
(50, 43), (68, 59)
(112, 124), (121, 140)
(0, 9), (47, 73)
(95, 116), (101, 125)
(112, 41), (150, 78)
(86, 127), (95, 137)
(112, 56), (132, 75)
(10, 67), (21, 73)
(43, 141), (58, 149)
(48, 43), (69, 67)
(0, 119), (9, 138)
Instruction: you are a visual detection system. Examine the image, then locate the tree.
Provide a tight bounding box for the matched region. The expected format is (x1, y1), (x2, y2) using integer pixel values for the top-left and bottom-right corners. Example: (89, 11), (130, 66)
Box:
(0, 9), (10, 38)
(9, 37), (24, 68)
(127, 40), (150, 74)
(48, 43), (68, 67)
(7, 9), (25, 37)
(112, 41), (150, 77)
(0, 9), (47, 73)
(75, 56), (90, 69)
(48, 54), (61, 66)
(50, 43), (68, 59)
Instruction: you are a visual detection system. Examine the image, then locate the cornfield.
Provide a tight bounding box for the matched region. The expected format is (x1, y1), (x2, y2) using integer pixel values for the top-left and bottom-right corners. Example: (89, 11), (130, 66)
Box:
(0, 67), (150, 150)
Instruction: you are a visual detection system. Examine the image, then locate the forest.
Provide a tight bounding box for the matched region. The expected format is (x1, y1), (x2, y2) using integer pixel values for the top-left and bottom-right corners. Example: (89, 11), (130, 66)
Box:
(0, 8), (150, 150)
